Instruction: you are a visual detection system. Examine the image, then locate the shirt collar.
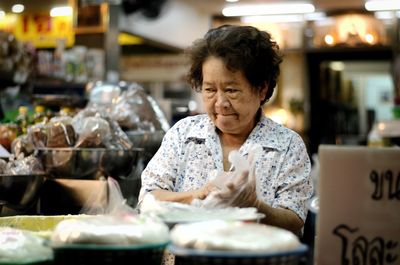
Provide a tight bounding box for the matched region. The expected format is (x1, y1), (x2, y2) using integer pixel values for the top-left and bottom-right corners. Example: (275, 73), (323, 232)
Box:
(185, 114), (287, 152)
(247, 115), (287, 152)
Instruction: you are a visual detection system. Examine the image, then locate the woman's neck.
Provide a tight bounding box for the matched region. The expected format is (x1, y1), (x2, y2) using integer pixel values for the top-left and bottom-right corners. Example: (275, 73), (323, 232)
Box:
(217, 108), (262, 148)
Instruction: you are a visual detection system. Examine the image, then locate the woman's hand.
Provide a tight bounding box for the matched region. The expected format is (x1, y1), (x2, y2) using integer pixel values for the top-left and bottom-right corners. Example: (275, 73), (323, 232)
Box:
(193, 182), (218, 200)
(214, 169), (259, 208)
(213, 170), (303, 235)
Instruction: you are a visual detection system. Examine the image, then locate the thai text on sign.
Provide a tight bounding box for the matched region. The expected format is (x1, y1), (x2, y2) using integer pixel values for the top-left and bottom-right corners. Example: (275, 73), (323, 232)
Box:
(0, 13), (74, 48)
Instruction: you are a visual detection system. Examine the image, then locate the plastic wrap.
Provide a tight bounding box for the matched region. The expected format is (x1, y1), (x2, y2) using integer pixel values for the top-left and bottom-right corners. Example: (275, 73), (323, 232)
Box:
(306, 154), (319, 214)
(37, 109), (137, 179)
(27, 122), (48, 148)
(109, 84), (170, 132)
(74, 114), (111, 148)
(71, 109), (133, 149)
(51, 177), (169, 246)
(0, 227), (53, 264)
(70, 107), (107, 136)
(194, 144), (263, 209)
(46, 117), (76, 148)
(51, 215), (169, 246)
(3, 154), (44, 175)
(11, 134), (34, 157)
(140, 194), (263, 225)
(103, 117), (133, 149)
(0, 159), (6, 174)
(170, 220), (301, 252)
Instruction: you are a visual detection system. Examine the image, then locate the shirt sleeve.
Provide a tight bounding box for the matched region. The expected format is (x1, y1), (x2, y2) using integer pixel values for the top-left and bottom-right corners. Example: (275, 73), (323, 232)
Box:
(271, 133), (313, 222)
(138, 124), (182, 203)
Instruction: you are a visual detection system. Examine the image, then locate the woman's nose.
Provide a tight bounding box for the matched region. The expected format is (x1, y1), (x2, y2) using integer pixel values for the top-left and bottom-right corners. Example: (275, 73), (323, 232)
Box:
(215, 92), (230, 108)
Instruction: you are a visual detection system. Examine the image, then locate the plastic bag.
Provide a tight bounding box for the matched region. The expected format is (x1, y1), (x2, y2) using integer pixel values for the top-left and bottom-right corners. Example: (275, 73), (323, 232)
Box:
(81, 177), (136, 216)
(3, 154), (44, 175)
(0, 227), (53, 264)
(51, 177), (169, 246)
(195, 144), (263, 209)
(104, 117), (134, 149)
(27, 122), (48, 148)
(74, 114), (111, 148)
(110, 84), (170, 132)
(71, 109), (133, 149)
(306, 154), (320, 213)
(140, 193), (261, 224)
(0, 158), (6, 173)
(46, 117), (76, 148)
(50, 214), (169, 246)
(70, 106), (105, 136)
(11, 134), (34, 157)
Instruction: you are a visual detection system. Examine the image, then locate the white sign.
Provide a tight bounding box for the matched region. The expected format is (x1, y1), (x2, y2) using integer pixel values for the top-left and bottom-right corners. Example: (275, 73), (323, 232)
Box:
(316, 145), (400, 265)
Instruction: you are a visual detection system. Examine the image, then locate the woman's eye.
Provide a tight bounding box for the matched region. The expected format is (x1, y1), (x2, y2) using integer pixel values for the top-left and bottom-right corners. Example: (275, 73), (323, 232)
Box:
(204, 88), (216, 93)
(226, 88), (238, 93)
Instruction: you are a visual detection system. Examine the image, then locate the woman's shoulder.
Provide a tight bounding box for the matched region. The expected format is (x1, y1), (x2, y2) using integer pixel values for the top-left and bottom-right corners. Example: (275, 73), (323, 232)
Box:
(171, 114), (209, 129)
(167, 114), (211, 138)
(257, 116), (306, 149)
(261, 116), (300, 135)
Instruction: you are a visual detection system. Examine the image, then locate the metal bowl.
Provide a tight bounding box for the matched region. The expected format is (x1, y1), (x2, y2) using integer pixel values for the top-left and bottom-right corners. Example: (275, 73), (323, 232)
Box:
(125, 130), (164, 164)
(36, 148), (143, 180)
(0, 173), (46, 210)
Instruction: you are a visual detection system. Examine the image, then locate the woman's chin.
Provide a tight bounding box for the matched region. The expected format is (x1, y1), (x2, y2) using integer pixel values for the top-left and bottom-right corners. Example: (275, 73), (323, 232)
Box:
(215, 122), (237, 134)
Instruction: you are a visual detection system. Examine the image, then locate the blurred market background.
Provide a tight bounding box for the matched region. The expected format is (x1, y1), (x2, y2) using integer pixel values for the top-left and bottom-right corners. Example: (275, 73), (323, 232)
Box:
(0, 0), (400, 217)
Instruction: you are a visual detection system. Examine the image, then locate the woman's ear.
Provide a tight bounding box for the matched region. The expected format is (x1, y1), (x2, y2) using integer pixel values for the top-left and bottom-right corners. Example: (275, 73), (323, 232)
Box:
(259, 84), (269, 102)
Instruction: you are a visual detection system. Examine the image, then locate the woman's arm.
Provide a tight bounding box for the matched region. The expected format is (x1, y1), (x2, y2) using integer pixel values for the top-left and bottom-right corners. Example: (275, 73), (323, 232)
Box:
(150, 183), (216, 204)
(256, 200), (304, 236)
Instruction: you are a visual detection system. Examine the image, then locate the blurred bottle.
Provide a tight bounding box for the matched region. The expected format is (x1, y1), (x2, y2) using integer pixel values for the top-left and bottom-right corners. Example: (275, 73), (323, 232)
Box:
(367, 123), (388, 147)
(46, 109), (55, 121)
(15, 106), (31, 135)
(33, 105), (47, 124)
(59, 106), (74, 117)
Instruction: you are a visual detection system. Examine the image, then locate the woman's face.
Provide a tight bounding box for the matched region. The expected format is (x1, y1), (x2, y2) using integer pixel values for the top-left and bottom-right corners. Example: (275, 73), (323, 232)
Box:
(201, 56), (267, 137)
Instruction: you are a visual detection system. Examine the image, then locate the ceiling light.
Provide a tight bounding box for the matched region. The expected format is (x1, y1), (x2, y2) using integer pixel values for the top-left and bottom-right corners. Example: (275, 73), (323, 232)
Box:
(0, 10), (5, 18)
(304, 12), (326, 21)
(365, 0), (400, 11)
(365, 33), (375, 44)
(330, 62), (345, 71)
(11, 4), (24, 13)
(50, 6), (73, 17)
(241, 14), (304, 23)
(324, 35), (335, 46)
(222, 2), (315, 17)
(225, 0), (239, 2)
(374, 11), (395, 20)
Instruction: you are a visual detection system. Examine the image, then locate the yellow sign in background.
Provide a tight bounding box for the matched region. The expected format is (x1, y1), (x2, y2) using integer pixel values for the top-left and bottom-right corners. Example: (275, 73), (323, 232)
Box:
(0, 13), (74, 48)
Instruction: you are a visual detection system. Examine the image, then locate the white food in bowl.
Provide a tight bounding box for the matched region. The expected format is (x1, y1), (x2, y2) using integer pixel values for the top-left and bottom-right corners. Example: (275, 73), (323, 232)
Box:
(0, 227), (53, 264)
(51, 215), (169, 246)
(170, 220), (300, 252)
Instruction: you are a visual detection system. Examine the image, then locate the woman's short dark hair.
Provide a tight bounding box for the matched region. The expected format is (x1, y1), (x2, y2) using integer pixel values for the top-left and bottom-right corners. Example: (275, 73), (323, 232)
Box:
(186, 25), (283, 105)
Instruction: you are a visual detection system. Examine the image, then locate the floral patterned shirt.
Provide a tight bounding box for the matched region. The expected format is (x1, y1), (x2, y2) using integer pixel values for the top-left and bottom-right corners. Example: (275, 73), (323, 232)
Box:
(139, 114), (313, 221)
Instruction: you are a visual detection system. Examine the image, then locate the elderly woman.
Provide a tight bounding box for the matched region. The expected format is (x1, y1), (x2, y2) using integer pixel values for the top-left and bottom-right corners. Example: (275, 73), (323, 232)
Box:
(139, 25), (313, 236)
